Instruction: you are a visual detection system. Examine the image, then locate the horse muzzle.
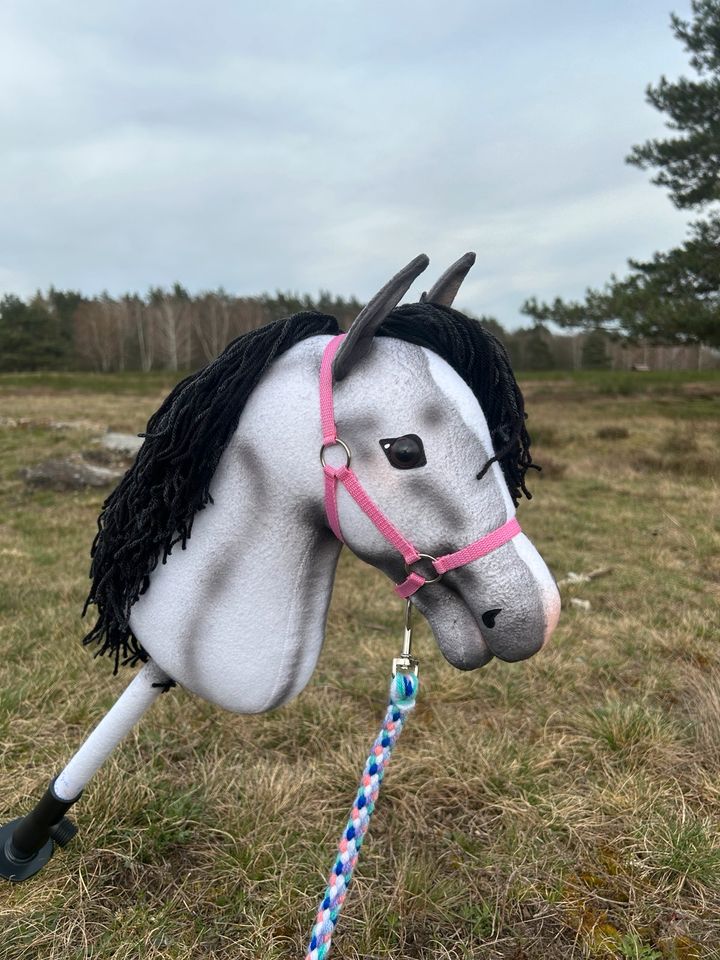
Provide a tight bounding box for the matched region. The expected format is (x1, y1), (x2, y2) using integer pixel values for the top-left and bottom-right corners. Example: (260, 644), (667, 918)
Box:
(410, 535), (561, 670)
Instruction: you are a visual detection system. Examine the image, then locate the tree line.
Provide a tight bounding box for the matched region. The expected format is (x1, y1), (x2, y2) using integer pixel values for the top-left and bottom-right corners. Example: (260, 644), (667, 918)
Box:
(2, 284), (715, 374)
(0, 287), (364, 373)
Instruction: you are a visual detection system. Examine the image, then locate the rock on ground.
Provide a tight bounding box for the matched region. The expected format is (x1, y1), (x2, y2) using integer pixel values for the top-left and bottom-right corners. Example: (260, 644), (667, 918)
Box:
(18, 455), (125, 490)
(0, 416), (103, 431)
(100, 432), (144, 455)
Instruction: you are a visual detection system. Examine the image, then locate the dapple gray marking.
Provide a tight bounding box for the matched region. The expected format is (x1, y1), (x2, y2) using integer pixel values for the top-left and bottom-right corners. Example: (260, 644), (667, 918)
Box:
(129, 330), (558, 704)
(327, 337), (556, 670)
(130, 336), (343, 714)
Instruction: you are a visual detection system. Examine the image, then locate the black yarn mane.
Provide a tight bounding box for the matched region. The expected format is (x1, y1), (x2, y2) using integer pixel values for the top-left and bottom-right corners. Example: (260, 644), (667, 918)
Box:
(83, 303), (535, 671)
(83, 311), (340, 672)
(379, 301), (536, 506)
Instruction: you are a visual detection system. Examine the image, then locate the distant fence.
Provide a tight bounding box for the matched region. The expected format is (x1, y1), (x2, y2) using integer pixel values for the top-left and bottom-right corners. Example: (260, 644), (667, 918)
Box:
(606, 341), (719, 372)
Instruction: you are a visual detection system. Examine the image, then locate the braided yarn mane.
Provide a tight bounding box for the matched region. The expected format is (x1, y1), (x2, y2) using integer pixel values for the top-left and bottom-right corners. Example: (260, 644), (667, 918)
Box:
(83, 311), (340, 672)
(83, 302), (533, 671)
(379, 302), (536, 506)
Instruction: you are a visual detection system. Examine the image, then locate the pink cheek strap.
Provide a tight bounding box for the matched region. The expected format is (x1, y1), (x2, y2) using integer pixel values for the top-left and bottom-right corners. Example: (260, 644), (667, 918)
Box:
(320, 334), (522, 598)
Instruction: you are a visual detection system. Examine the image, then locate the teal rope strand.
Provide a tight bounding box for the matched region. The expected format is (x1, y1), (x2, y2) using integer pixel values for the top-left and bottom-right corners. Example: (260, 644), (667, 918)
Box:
(304, 672), (419, 960)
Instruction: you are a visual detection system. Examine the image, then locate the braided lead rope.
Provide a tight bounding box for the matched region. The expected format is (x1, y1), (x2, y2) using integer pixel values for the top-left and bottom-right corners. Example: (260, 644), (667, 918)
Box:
(304, 670), (419, 960)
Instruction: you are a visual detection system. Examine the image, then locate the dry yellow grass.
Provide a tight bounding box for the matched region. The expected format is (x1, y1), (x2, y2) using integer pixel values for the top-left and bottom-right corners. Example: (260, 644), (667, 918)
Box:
(0, 371), (718, 959)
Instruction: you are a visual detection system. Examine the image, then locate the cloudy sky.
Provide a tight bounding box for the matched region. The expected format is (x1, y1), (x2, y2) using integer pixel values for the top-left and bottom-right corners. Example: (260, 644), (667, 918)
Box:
(0, 1), (694, 328)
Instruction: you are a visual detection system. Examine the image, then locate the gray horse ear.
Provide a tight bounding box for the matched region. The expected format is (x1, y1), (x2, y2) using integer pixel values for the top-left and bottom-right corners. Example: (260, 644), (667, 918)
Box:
(333, 254), (430, 381)
(423, 251), (476, 307)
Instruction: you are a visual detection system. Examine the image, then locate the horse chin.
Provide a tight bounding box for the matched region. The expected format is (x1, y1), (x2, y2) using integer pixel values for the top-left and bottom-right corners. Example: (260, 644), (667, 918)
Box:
(410, 581), (494, 671)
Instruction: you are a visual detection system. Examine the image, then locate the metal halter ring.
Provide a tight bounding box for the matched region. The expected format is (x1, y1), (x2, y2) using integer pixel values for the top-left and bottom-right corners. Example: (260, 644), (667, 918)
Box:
(320, 438), (352, 469)
(404, 553), (442, 585)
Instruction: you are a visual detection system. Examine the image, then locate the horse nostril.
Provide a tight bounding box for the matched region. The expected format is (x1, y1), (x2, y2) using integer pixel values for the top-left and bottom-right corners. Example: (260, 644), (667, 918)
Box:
(481, 608), (502, 629)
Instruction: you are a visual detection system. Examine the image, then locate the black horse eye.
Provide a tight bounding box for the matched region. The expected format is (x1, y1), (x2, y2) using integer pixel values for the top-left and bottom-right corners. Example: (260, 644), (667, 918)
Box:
(379, 434), (427, 470)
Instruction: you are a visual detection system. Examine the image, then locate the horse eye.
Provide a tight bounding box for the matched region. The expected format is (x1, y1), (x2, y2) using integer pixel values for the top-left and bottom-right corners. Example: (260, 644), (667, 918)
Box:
(379, 434), (427, 470)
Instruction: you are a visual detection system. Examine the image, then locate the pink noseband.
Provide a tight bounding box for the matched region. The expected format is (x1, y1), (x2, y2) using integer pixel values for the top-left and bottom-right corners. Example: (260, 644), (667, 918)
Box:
(319, 334), (521, 598)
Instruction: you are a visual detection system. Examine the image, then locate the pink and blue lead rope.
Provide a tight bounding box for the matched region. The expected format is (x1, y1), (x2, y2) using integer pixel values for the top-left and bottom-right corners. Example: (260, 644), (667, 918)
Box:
(304, 671), (419, 960)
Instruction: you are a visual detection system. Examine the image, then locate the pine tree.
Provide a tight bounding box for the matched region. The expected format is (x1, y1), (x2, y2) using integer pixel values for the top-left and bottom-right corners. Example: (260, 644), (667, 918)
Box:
(627, 0), (720, 208)
(581, 329), (611, 369)
(520, 325), (556, 370)
(0, 295), (72, 371)
(522, 1), (720, 347)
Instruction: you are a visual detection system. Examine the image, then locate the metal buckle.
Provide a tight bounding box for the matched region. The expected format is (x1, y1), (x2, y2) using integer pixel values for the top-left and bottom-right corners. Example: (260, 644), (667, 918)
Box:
(392, 600), (419, 676)
(320, 438), (351, 469)
(403, 553), (442, 585)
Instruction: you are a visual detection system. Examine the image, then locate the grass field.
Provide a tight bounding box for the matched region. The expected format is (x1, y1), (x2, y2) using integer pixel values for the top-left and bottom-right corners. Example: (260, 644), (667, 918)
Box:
(0, 370), (718, 959)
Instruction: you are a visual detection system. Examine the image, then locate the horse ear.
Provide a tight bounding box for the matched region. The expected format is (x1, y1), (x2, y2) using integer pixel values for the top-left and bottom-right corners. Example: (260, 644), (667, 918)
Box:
(332, 254), (430, 381)
(422, 251), (476, 307)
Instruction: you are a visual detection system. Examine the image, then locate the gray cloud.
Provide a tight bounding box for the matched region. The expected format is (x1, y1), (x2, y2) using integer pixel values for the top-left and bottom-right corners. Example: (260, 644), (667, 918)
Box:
(0, 0), (692, 328)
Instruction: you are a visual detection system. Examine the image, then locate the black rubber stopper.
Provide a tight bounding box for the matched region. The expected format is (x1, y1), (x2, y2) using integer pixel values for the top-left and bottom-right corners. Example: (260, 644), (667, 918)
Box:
(0, 779), (81, 883)
(0, 818), (55, 882)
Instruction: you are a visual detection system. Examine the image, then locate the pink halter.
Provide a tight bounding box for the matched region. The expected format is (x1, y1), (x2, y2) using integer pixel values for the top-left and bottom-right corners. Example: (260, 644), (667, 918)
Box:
(319, 334), (521, 598)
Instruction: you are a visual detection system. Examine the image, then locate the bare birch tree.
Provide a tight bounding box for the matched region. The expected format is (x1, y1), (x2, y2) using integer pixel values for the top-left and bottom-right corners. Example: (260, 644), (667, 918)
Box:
(193, 290), (232, 363)
(149, 285), (192, 371)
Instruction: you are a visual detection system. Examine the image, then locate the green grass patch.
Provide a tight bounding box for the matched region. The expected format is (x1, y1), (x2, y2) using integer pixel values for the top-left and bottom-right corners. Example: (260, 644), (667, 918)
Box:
(0, 371), (718, 957)
(0, 370), (186, 394)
